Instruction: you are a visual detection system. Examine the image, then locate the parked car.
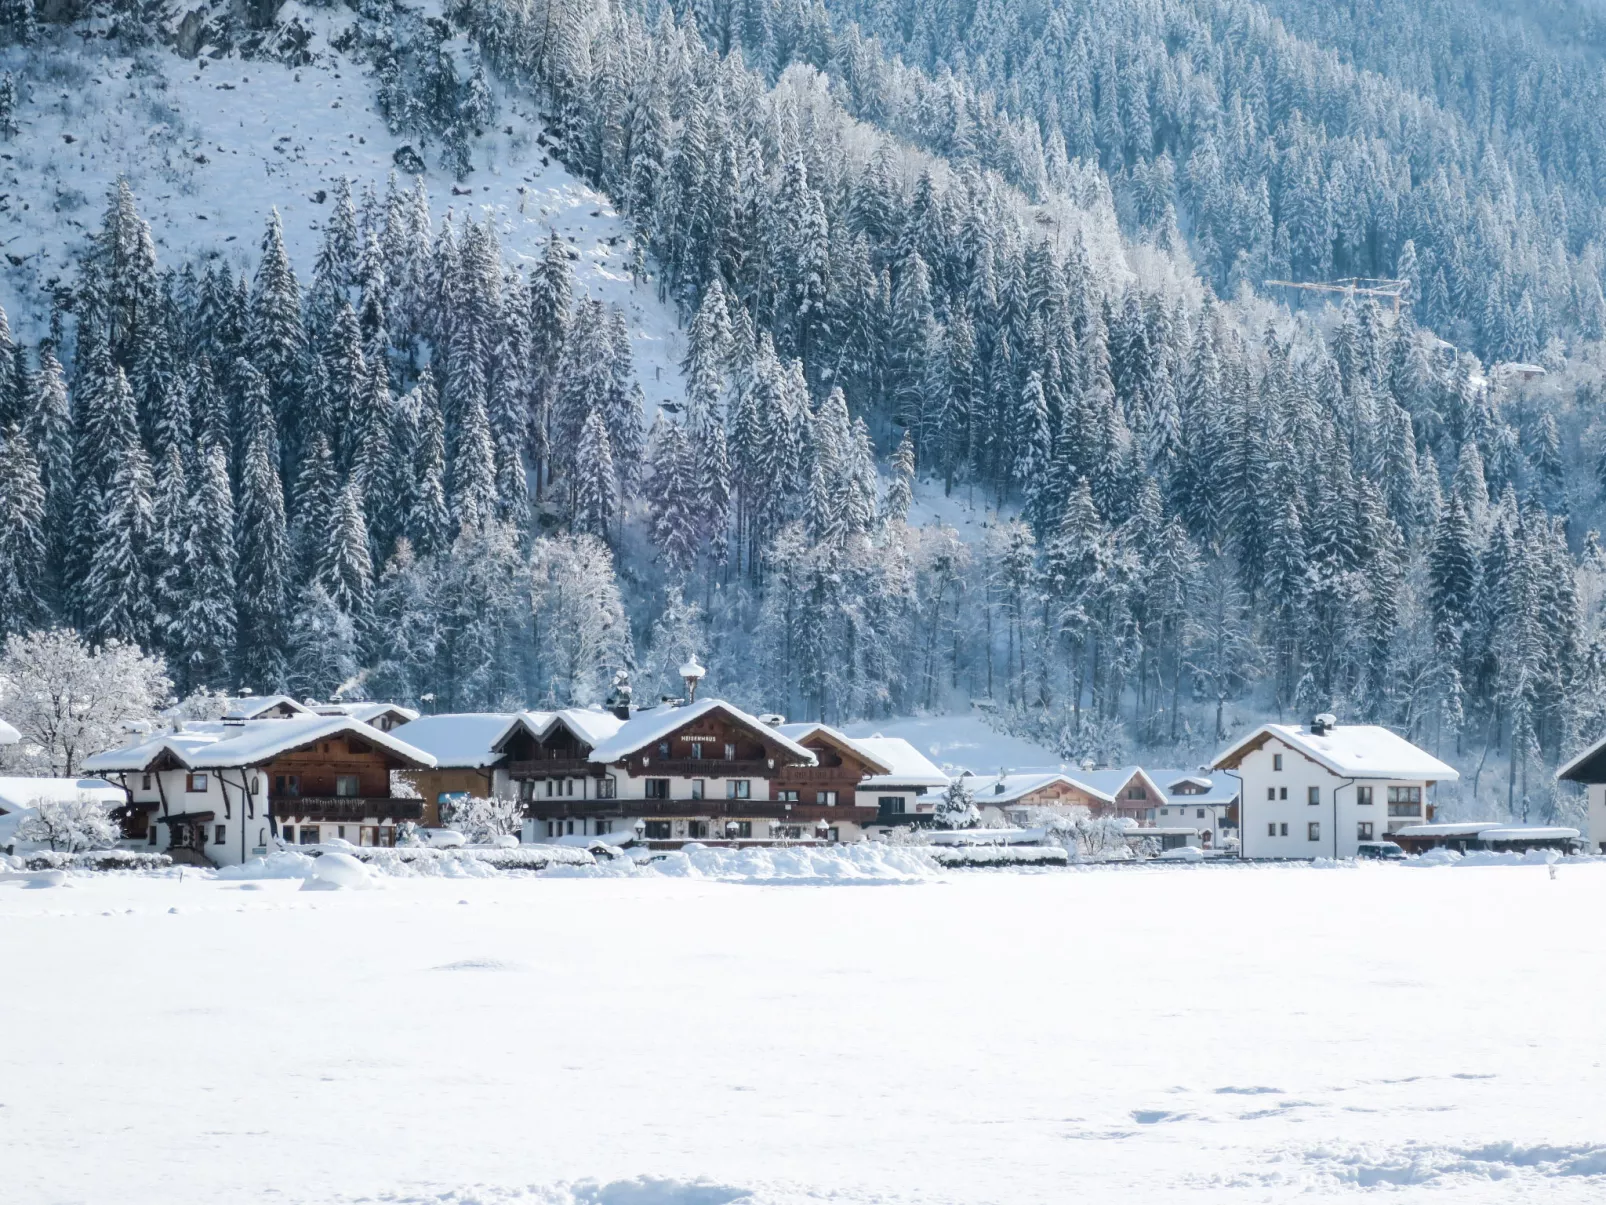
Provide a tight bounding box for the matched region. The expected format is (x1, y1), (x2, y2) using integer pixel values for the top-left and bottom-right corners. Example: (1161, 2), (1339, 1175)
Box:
(1356, 841), (1406, 860)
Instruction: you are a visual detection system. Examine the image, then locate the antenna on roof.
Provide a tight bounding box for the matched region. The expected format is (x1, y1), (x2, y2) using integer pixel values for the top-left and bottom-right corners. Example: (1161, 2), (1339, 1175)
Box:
(679, 655), (706, 703)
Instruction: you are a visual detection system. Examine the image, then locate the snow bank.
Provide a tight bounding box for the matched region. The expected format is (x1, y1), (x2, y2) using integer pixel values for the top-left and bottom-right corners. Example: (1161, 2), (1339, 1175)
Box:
(928, 845), (1069, 869)
(1406, 847), (1564, 868)
(357, 844), (596, 875)
(215, 851), (321, 880)
(19, 849), (172, 872)
(299, 851), (379, 891)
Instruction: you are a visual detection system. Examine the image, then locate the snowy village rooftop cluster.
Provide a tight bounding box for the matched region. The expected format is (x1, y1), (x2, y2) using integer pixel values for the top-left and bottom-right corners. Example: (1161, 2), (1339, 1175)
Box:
(8, 662), (1597, 865)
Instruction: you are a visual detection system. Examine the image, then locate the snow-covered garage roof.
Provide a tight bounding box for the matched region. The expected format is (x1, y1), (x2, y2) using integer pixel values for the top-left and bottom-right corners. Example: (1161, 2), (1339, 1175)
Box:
(1212, 724), (1458, 781)
(83, 716), (437, 773)
(0, 776), (125, 814)
(393, 713), (526, 768)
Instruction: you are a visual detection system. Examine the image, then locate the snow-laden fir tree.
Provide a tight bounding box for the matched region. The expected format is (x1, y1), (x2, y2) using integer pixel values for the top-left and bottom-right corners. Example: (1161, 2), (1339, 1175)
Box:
(0, 424), (47, 638)
(572, 407), (618, 542)
(235, 427), (290, 693)
(173, 443), (236, 692)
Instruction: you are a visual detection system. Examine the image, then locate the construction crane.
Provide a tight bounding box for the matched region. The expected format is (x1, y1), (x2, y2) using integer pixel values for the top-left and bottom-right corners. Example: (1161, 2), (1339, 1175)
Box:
(1263, 277), (1411, 315)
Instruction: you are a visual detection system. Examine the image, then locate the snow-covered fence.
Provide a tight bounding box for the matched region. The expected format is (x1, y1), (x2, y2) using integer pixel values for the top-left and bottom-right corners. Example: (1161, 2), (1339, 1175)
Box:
(927, 846), (1069, 869)
(334, 843), (598, 873)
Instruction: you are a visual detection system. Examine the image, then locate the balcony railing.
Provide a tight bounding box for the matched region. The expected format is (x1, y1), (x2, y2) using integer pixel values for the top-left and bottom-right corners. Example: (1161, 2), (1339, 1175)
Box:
(525, 798), (874, 823)
(635, 758), (774, 775)
(508, 758), (597, 777)
(270, 797), (424, 822)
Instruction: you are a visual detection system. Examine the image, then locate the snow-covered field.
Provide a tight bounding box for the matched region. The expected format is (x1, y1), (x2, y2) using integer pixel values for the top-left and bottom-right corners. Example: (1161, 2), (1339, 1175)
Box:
(3, 860), (1604, 1204)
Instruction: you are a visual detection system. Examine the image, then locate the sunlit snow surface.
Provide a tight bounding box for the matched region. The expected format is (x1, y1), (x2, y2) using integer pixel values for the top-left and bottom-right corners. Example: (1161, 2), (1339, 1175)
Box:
(3, 861), (1605, 1203)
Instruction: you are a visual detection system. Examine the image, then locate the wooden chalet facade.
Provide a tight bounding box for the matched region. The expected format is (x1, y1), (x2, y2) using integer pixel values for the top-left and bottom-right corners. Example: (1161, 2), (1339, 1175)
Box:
(83, 716), (436, 866)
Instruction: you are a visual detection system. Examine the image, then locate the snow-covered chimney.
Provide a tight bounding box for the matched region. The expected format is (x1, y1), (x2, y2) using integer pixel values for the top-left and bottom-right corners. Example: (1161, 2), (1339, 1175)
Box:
(609, 669), (633, 721)
(1310, 713), (1337, 736)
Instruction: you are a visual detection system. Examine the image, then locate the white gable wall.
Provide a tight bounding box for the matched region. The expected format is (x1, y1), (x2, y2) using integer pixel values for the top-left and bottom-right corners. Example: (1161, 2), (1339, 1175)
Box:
(1235, 736), (1433, 859)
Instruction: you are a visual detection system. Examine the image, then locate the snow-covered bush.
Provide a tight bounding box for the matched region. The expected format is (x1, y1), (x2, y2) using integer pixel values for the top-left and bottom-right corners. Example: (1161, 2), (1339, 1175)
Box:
(0, 629), (171, 775)
(16, 794), (120, 853)
(933, 777), (980, 829)
(440, 795), (524, 843)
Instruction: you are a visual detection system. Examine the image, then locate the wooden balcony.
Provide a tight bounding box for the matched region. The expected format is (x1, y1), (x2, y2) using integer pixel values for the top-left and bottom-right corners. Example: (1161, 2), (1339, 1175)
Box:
(525, 798), (875, 823)
(636, 758), (774, 776)
(270, 797), (424, 822)
(508, 758), (598, 777)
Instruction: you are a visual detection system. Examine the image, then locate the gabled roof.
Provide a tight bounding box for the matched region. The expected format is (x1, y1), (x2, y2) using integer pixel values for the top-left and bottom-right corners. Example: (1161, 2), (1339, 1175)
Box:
(1211, 724), (1458, 781)
(83, 716), (437, 773)
(776, 723), (895, 775)
(1556, 730), (1606, 783)
(394, 713), (523, 768)
(926, 772), (1080, 806)
(222, 694), (314, 720)
(1149, 769), (1241, 806)
(854, 737), (949, 788)
(1065, 765), (1167, 804)
(314, 701), (422, 727)
(587, 699), (816, 765)
(534, 707), (625, 749)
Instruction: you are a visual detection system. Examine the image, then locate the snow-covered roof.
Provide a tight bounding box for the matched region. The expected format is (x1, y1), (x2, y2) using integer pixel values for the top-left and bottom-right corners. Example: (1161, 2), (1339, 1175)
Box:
(1064, 766), (1168, 803)
(0, 776), (125, 813)
(393, 713), (522, 768)
(83, 716), (437, 773)
(1149, 769), (1241, 806)
(854, 737), (948, 788)
(536, 708), (626, 750)
(222, 694), (314, 720)
(1478, 826), (1579, 841)
(1212, 724), (1459, 781)
(0, 717), (20, 746)
(587, 700), (816, 765)
(931, 772), (1080, 806)
(313, 701), (421, 726)
(1390, 822), (1504, 837)
(775, 724), (948, 787)
(1555, 732), (1606, 783)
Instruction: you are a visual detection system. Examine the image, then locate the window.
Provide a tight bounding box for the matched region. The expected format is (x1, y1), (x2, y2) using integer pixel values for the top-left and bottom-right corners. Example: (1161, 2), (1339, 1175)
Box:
(691, 778), (705, 800)
(1308, 786), (1320, 805)
(643, 820), (672, 840)
(1279, 787), (1288, 801)
(214, 824), (227, 845)
(727, 820), (752, 838)
(545, 778), (555, 797)
(148, 825), (158, 846)
(335, 775), (359, 798)
(1387, 785), (1422, 817)
(1267, 822), (1277, 837)
(1196, 808), (1206, 819)
(723, 743), (736, 761)
(275, 774), (300, 797)
(827, 827), (840, 842)
(1126, 786), (1147, 800)
(778, 825), (803, 839)
(545, 821), (555, 837)
(565, 820), (574, 835)
(1308, 822), (1321, 841)
(818, 790), (837, 805)
(1279, 823), (1289, 836)
(687, 820), (707, 839)
(596, 820), (612, 835)
(598, 777), (617, 799)
(1160, 807), (1170, 817)
(518, 779), (534, 802)
(565, 778), (576, 797)
(1273, 754), (1283, 771)
(726, 779), (751, 800)
(644, 778), (670, 800)
(186, 773), (208, 792)
(777, 790), (799, 802)
(1357, 822), (1374, 840)
(141, 773), (152, 790)
(880, 796), (905, 814)
(1266, 787), (1275, 801)
(336, 826), (347, 840)
(689, 743), (703, 760)
(1357, 786), (1374, 806)
(299, 826), (319, 845)
(658, 742), (670, 757)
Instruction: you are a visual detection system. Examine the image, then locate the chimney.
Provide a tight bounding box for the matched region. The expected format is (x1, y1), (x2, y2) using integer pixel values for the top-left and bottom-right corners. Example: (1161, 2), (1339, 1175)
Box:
(1310, 713), (1337, 736)
(608, 669), (633, 721)
(679, 655), (706, 703)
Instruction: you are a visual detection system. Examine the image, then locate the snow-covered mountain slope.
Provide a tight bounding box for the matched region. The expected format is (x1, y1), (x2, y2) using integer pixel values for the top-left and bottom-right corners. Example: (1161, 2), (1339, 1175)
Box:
(0, 3), (686, 412)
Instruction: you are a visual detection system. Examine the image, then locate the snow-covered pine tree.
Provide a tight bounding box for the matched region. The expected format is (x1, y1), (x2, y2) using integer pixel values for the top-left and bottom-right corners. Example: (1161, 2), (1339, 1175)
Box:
(0, 71), (17, 141)
(82, 370), (155, 648)
(648, 419), (699, 575)
(318, 482), (374, 629)
(149, 443), (189, 662)
(235, 426), (290, 693)
(291, 431), (339, 583)
(0, 424), (46, 637)
(286, 584), (359, 703)
(406, 367), (451, 557)
(448, 392), (498, 536)
(173, 444), (237, 692)
(572, 407), (618, 542)
(247, 208), (305, 436)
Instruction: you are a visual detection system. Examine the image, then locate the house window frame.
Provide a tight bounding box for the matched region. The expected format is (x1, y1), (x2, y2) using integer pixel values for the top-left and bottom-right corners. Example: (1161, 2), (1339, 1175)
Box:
(1308, 822), (1321, 841)
(186, 772), (208, 793)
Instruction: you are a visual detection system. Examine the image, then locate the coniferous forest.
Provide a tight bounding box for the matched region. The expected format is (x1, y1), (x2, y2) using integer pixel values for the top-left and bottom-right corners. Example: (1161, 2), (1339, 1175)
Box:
(5, 0), (1606, 816)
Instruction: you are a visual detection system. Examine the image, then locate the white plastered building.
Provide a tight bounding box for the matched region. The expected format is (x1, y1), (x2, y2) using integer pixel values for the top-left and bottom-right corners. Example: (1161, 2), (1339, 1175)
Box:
(1212, 716), (1458, 859)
